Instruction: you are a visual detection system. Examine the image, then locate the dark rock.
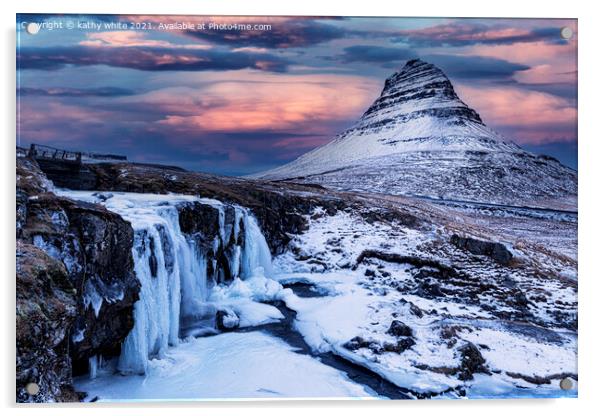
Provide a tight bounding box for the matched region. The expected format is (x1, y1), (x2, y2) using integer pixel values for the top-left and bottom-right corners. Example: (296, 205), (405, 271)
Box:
(513, 290), (530, 308)
(177, 201), (221, 241)
(215, 309), (240, 331)
(354, 250), (457, 278)
(409, 303), (424, 318)
(451, 234), (513, 265)
(16, 159), (141, 400)
(34, 158), (98, 190)
(415, 281), (445, 298)
(364, 269), (376, 277)
(384, 337), (416, 353)
(148, 236), (158, 277)
(386, 320), (413, 337)
(343, 336), (372, 351)
(54, 198), (140, 371)
(457, 342), (489, 381)
(16, 242), (78, 403)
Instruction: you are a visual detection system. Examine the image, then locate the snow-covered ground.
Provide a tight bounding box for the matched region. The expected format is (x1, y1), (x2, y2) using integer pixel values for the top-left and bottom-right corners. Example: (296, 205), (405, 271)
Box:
(272, 206), (577, 398)
(62, 189), (576, 401)
(76, 331), (375, 401)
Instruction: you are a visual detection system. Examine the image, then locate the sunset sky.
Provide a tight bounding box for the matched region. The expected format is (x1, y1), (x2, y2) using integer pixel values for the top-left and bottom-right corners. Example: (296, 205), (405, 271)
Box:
(17, 15), (578, 174)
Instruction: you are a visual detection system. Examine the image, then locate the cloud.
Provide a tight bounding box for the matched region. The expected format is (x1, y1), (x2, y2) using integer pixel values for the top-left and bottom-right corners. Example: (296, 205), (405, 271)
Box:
(17, 45), (290, 72)
(19, 86), (136, 97)
(332, 47), (529, 81)
(145, 73), (380, 134)
(79, 31), (212, 49)
(425, 54), (529, 80)
(121, 15), (348, 49)
(456, 83), (577, 144)
(394, 23), (566, 47)
(336, 45), (416, 63)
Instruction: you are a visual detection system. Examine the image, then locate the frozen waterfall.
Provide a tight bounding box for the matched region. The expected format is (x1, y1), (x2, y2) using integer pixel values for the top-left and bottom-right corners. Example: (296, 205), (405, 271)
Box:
(56, 190), (274, 375)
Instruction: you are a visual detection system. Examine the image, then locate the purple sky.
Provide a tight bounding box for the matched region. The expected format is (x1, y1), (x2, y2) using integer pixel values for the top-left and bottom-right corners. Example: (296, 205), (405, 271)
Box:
(17, 15), (578, 174)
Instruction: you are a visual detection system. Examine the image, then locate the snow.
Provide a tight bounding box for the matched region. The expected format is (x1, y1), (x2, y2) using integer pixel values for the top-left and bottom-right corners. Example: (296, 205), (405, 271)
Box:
(280, 275), (464, 394)
(71, 327), (85, 344)
(272, 206), (577, 397)
(251, 59), (576, 209)
(75, 332), (375, 401)
(460, 327), (576, 377)
(88, 356), (99, 380)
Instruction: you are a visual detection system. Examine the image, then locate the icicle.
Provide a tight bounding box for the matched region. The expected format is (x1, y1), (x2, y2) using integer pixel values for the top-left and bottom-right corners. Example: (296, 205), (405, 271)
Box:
(89, 355), (98, 380)
(241, 212), (273, 279)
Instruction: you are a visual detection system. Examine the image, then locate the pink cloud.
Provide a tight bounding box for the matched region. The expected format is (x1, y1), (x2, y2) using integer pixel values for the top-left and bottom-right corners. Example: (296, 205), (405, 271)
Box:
(143, 73), (380, 136)
(513, 64), (577, 85)
(467, 40), (577, 72)
(456, 84), (577, 144)
(80, 31), (212, 49)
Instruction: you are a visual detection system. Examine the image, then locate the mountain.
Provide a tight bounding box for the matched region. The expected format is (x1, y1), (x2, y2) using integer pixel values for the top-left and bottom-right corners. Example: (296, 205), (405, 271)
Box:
(252, 59), (577, 209)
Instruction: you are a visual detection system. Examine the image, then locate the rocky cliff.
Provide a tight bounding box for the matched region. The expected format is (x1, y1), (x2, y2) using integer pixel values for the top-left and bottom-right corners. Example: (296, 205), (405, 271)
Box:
(17, 157), (140, 401)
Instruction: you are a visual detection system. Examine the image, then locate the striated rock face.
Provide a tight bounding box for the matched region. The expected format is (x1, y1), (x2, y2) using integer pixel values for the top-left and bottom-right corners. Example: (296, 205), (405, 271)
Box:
(252, 59), (577, 209)
(21, 194), (140, 375)
(16, 157), (140, 401)
(361, 59), (486, 130)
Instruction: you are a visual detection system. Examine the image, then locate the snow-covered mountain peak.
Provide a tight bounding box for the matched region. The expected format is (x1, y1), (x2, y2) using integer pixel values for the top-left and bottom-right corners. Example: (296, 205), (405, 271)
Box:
(252, 59), (576, 208)
(255, 59), (521, 181)
(362, 58), (483, 127)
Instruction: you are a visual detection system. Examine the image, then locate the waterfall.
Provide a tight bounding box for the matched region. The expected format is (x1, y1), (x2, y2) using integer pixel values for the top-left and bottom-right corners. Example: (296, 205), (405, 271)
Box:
(241, 214), (273, 278)
(56, 190), (274, 375)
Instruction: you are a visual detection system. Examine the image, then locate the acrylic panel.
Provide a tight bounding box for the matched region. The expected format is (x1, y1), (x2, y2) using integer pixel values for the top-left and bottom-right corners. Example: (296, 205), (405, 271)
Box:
(16, 14), (577, 402)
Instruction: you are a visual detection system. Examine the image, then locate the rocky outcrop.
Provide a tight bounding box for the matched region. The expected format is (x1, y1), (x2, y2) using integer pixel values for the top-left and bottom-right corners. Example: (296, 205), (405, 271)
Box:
(354, 250), (457, 277)
(16, 242), (78, 403)
(16, 157), (140, 401)
(450, 234), (513, 265)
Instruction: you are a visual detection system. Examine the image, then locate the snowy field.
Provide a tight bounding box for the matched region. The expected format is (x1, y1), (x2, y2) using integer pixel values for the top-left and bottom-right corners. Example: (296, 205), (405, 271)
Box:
(61, 191), (576, 401)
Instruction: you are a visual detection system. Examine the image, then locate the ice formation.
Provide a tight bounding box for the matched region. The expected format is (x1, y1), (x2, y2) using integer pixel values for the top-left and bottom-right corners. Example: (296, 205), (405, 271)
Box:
(57, 190), (276, 375)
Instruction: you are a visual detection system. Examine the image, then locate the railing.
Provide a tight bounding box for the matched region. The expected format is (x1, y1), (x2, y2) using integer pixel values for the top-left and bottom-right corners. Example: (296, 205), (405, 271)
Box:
(28, 144), (82, 163)
(26, 144), (127, 164)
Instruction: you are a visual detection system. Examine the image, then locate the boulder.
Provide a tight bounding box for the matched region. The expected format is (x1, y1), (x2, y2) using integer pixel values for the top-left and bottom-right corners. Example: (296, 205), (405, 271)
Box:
(451, 234), (513, 265)
(386, 320), (413, 337)
(457, 342), (489, 381)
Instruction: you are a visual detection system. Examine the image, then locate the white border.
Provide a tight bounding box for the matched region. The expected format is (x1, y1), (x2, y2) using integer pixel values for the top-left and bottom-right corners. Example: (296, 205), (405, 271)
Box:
(3, 1), (600, 415)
